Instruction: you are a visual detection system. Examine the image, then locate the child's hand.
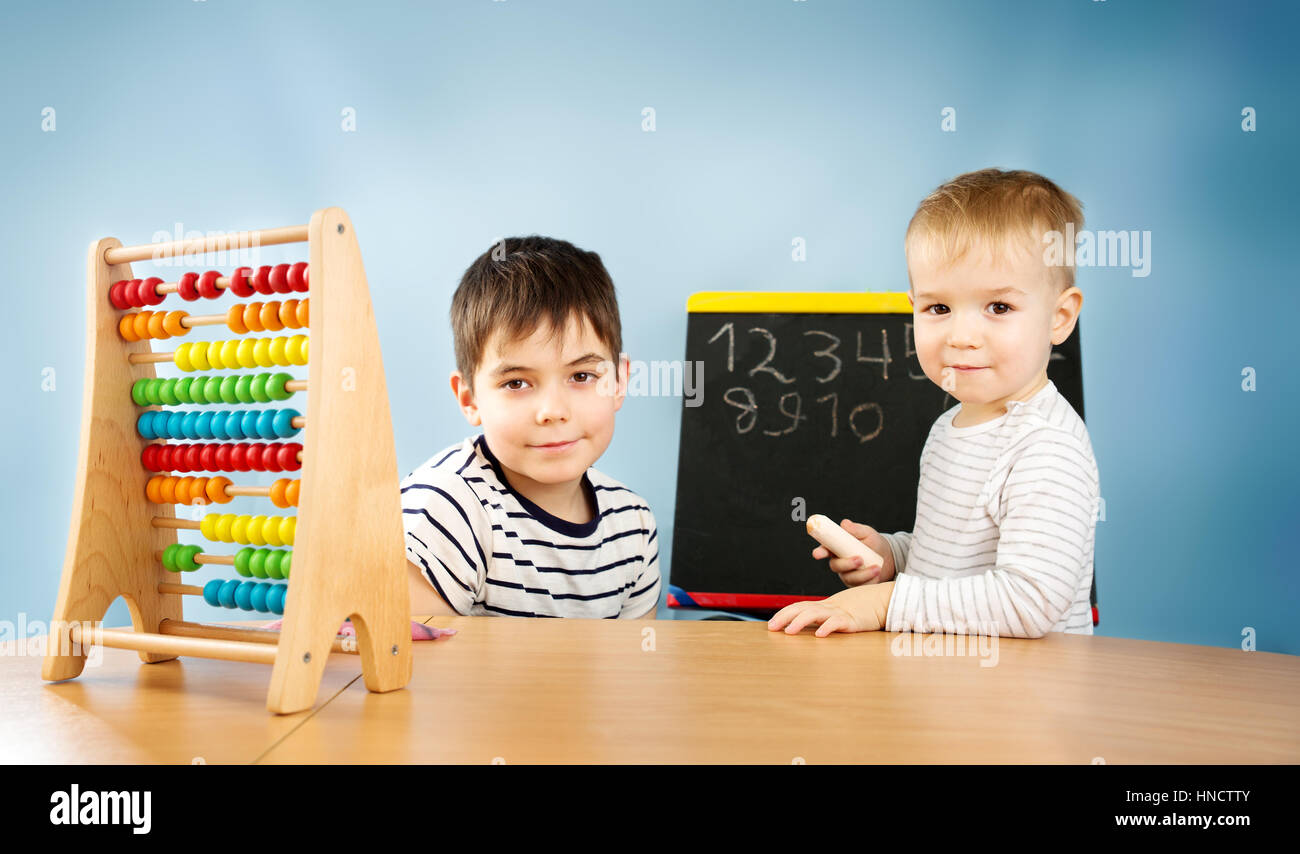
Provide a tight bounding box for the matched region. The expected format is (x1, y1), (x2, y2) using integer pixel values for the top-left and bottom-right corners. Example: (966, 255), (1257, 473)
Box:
(767, 582), (893, 636)
(811, 519), (895, 586)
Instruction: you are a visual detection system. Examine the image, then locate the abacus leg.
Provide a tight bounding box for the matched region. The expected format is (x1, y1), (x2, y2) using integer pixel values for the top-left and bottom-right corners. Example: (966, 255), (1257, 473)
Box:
(43, 587), (181, 682)
(348, 610), (413, 695)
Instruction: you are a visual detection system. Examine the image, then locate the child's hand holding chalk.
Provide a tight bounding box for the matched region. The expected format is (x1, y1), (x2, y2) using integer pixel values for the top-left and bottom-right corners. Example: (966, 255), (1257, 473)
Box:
(806, 515), (894, 586)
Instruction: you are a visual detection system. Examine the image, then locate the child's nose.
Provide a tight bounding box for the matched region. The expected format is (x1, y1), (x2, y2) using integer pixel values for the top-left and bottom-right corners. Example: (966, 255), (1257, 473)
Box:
(536, 389), (569, 423)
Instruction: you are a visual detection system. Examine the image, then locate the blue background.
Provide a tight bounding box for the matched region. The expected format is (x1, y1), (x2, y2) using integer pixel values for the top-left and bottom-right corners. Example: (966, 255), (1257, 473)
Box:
(2, 0), (1296, 653)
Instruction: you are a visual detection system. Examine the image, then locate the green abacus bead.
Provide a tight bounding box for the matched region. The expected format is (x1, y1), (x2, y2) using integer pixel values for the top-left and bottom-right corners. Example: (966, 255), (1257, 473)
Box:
(158, 378), (180, 406)
(173, 377), (195, 404)
(162, 543), (181, 572)
(219, 375), (240, 404)
(203, 375), (224, 404)
(144, 378), (164, 406)
(131, 379), (150, 406)
(266, 372), (291, 401)
(249, 373), (270, 402)
(279, 550), (291, 579)
(249, 548), (269, 579)
(177, 544), (203, 573)
(269, 549), (290, 580)
(234, 547), (254, 577)
(235, 374), (255, 403)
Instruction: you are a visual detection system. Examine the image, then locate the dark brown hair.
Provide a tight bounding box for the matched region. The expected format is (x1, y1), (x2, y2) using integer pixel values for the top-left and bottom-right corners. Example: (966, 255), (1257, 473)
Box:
(451, 236), (623, 390)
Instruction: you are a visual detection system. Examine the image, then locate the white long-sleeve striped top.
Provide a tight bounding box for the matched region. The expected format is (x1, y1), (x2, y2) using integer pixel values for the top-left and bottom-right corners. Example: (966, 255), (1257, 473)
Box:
(880, 379), (1100, 637)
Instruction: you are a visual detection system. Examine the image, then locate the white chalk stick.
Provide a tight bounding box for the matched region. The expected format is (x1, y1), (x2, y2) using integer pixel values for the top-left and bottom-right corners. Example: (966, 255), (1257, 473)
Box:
(806, 514), (884, 569)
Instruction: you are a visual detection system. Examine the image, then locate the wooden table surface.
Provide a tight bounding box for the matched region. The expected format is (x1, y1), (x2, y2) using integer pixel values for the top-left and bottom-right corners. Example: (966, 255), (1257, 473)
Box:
(4, 616), (1298, 763)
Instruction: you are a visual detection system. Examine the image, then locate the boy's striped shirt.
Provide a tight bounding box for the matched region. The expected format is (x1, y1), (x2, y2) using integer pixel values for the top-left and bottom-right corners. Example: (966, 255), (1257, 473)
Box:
(401, 434), (660, 618)
(880, 379), (1100, 637)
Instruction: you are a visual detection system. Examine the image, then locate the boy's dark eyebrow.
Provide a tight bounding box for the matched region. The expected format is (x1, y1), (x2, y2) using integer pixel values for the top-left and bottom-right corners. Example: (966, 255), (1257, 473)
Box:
(914, 286), (1027, 300)
(490, 352), (606, 377)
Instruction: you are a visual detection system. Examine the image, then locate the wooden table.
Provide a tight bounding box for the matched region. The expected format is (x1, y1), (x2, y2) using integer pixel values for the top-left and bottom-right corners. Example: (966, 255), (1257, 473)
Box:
(5, 617), (1298, 763)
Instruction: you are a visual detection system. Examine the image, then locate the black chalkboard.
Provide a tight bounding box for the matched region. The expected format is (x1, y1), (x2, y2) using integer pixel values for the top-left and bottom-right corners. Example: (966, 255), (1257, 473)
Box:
(668, 292), (1086, 611)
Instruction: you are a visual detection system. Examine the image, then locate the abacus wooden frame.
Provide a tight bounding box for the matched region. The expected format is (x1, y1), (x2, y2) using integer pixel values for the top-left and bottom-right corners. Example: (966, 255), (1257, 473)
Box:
(42, 207), (412, 715)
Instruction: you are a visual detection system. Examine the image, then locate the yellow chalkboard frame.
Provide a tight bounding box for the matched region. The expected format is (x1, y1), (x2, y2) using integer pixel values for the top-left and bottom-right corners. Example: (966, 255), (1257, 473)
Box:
(686, 291), (913, 314)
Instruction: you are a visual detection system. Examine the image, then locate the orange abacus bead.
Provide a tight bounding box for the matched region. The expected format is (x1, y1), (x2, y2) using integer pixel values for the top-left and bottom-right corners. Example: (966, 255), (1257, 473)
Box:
(279, 299), (299, 328)
(159, 476), (178, 505)
(269, 478), (301, 508)
(297, 298), (309, 328)
(227, 304), (249, 335)
(119, 314), (141, 342)
(205, 476), (233, 505)
(163, 311), (188, 336)
(147, 312), (168, 339)
(259, 301), (284, 332)
(176, 476), (197, 504)
(133, 312), (152, 341)
(146, 476), (165, 504)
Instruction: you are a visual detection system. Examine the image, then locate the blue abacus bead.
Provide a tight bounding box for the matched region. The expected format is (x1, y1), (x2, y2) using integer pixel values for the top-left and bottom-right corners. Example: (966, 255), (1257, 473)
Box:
(136, 411), (157, 440)
(218, 579), (241, 608)
(268, 584), (287, 615)
(234, 581), (254, 611)
(242, 410), (263, 440)
(210, 410), (231, 440)
(255, 409), (276, 440)
(249, 582), (271, 613)
(166, 410), (187, 440)
(195, 410), (215, 440)
(181, 410), (201, 440)
(273, 408), (300, 438)
(202, 579), (225, 608)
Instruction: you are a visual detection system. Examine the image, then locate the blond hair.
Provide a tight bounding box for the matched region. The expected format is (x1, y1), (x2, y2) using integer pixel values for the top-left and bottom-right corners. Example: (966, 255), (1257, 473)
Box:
(905, 168), (1085, 292)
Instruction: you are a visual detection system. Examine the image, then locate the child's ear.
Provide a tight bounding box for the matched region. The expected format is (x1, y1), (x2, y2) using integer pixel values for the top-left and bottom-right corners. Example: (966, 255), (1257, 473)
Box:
(449, 370), (481, 426)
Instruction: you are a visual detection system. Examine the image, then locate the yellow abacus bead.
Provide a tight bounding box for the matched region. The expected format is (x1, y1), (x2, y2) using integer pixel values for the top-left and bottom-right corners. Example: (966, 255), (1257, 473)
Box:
(231, 515), (251, 544)
(215, 513), (236, 542)
(246, 515), (268, 546)
(174, 342), (194, 371)
(269, 336), (288, 366)
(218, 339), (239, 370)
(261, 516), (282, 547)
(291, 334), (309, 365)
(253, 337), (273, 368)
(200, 514), (219, 541)
(279, 516), (296, 546)
(237, 338), (257, 369)
(192, 341), (213, 371)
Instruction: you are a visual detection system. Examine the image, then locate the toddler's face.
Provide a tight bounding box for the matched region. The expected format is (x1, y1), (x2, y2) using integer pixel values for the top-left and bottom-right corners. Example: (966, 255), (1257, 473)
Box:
(908, 238), (1076, 419)
(457, 313), (626, 489)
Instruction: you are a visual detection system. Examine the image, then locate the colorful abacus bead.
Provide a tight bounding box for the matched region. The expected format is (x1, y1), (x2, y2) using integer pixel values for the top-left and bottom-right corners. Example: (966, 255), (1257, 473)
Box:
(161, 543), (203, 573)
(145, 475), (233, 505)
(131, 372), (295, 407)
(173, 336), (308, 371)
(136, 407), (300, 440)
(268, 478), (300, 509)
(202, 579), (287, 614)
(233, 546), (292, 579)
(140, 442), (302, 474)
(199, 513), (297, 546)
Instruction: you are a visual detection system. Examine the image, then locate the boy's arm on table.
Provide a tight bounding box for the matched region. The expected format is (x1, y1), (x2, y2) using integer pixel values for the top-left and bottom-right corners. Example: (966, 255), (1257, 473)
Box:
(402, 475), (490, 617)
(407, 559), (460, 616)
(884, 442), (1098, 638)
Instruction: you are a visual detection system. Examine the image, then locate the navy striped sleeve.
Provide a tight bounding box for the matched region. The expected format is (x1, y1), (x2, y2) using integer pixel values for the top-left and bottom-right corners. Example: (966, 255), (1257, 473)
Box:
(400, 465), (490, 615)
(619, 506), (662, 618)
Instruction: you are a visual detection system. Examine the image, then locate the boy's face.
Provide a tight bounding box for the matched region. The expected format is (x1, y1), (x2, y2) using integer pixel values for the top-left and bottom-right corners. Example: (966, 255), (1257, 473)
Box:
(907, 237), (1081, 419)
(451, 312), (628, 489)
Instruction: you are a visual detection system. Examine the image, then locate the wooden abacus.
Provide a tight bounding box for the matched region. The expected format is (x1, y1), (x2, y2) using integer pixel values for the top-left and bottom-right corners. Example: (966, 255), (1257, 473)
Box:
(43, 207), (411, 714)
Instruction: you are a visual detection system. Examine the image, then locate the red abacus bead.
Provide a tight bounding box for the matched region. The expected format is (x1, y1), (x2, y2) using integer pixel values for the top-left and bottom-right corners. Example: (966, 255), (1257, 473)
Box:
(197, 443), (216, 472)
(288, 262), (308, 292)
(184, 444), (204, 472)
(121, 279), (142, 307)
(230, 442), (252, 472)
(229, 266), (254, 298)
(268, 264), (291, 294)
(279, 443), (301, 472)
(168, 445), (187, 473)
(127, 279), (146, 307)
(141, 277), (165, 306)
(252, 266), (273, 295)
(141, 444), (163, 471)
(197, 270), (222, 300)
(214, 443), (234, 472)
(262, 444), (281, 472)
(109, 280), (131, 309)
(178, 272), (200, 301)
